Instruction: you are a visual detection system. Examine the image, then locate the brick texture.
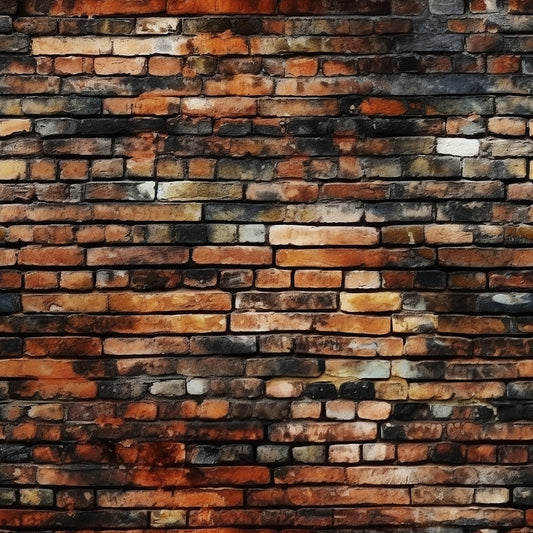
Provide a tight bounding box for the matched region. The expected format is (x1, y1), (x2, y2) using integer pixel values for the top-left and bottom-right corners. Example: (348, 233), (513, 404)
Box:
(1, 0), (533, 530)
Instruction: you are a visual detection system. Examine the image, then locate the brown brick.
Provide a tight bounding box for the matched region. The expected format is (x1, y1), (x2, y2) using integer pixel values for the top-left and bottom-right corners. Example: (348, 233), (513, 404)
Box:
(247, 182), (318, 203)
(22, 0), (166, 15)
(87, 246), (189, 266)
(259, 98), (339, 117)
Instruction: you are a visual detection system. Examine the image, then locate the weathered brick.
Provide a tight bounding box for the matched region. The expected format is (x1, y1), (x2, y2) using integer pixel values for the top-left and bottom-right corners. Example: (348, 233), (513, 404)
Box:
(2, 2), (533, 531)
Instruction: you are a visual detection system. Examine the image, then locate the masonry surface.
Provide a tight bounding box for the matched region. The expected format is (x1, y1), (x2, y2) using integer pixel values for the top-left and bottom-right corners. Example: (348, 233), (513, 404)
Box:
(1, 0), (533, 530)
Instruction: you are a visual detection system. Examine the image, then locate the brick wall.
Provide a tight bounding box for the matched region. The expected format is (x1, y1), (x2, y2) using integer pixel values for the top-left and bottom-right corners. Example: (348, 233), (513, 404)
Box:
(1, 0), (533, 530)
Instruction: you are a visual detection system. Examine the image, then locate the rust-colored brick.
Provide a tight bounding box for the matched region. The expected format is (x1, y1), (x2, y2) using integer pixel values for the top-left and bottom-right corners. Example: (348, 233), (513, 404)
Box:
(1, 0), (532, 530)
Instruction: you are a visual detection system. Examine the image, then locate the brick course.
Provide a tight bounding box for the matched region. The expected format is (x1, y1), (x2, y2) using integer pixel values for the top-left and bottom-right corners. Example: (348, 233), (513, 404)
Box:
(1, 0), (533, 530)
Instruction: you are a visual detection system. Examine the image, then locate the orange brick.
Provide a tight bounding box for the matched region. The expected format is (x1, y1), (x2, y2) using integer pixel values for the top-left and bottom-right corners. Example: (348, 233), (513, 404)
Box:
(205, 75), (273, 96)
(255, 268), (292, 289)
(315, 314), (390, 335)
(148, 56), (183, 76)
(54, 56), (93, 75)
(59, 271), (93, 290)
(198, 399), (230, 419)
(94, 57), (146, 76)
(22, 293), (108, 313)
(359, 97), (407, 115)
(357, 401), (392, 420)
(270, 225), (378, 246)
(104, 96), (181, 116)
(24, 336), (102, 357)
(108, 291), (232, 312)
(123, 402), (158, 421)
(24, 271), (58, 290)
(277, 248), (435, 268)
(340, 292), (402, 313)
(294, 270), (342, 288)
(29, 159), (56, 181)
(193, 246), (272, 265)
(97, 488), (243, 508)
(182, 97), (257, 117)
(231, 312), (313, 332)
(18, 246), (84, 267)
(286, 57), (319, 77)
(187, 158), (216, 179)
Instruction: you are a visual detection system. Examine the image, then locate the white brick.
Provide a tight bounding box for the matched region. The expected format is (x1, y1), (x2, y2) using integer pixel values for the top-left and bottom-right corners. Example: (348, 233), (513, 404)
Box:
(436, 138), (480, 157)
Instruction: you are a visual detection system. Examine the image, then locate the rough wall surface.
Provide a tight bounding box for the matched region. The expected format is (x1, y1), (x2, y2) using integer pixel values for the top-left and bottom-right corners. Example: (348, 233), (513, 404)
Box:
(1, 0), (533, 530)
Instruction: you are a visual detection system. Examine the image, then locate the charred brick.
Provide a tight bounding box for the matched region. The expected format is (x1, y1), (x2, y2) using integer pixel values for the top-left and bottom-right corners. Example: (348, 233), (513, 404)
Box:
(392, 403), (431, 421)
(172, 224), (208, 244)
(218, 121), (253, 137)
(339, 381), (375, 400)
(0, 444), (32, 463)
(431, 442), (467, 464)
(287, 118), (334, 136)
(191, 335), (256, 355)
(167, 117), (213, 135)
(304, 381), (337, 399)
(247, 358), (323, 377)
(0, 294), (20, 314)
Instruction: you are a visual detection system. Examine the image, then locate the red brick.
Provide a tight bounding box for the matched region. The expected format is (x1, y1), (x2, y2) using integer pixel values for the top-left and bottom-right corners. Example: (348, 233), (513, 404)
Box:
(167, 0), (276, 14)
(487, 55), (521, 74)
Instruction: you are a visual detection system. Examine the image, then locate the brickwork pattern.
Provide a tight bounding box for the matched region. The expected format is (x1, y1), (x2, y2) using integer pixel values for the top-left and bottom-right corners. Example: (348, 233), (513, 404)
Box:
(1, 0), (533, 530)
